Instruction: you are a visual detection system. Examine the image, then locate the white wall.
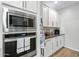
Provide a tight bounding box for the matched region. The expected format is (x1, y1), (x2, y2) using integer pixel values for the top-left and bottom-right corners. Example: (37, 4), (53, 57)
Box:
(59, 4), (79, 51)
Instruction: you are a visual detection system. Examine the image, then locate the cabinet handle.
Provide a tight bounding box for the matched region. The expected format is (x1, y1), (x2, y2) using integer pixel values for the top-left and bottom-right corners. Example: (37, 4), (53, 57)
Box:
(25, 1), (27, 8)
(22, 1), (27, 8)
(22, 1), (24, 8)
(57, 41), (58, 47)
(60, 40), (61, 45)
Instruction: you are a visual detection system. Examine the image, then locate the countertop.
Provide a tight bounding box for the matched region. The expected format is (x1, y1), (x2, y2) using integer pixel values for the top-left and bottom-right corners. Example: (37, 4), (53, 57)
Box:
(45, 34), (65, 39)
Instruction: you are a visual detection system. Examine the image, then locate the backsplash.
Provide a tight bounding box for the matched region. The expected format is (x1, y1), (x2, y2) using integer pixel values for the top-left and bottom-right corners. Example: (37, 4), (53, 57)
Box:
(43, 27), (60, 39)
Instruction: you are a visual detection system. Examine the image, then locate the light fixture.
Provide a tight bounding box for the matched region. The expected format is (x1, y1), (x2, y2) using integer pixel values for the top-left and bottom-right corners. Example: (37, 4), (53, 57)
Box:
(54, 1), (58, 4)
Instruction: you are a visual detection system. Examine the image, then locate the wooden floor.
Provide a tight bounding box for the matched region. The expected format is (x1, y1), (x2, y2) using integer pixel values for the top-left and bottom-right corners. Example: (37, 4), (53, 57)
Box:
(52, 47), (79, 57)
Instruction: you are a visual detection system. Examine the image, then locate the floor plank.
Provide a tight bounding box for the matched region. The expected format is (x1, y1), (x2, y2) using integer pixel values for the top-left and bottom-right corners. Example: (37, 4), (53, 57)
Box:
(52, 47), (79, 57)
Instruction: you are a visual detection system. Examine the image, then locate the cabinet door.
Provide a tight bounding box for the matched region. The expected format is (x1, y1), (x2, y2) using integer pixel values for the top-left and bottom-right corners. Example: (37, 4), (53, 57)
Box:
(52, 36), (65, 55)
(25, 1), (37, 13)
(60, 35), (65, 47)
(49, 8), (53, 27)
(49, 8), (58, 27)
(2, 1), (23, 9)
(57, 36), (64, 49)
(57, 36), (61, 49)
(44, 39), (52, 57)
(42, 5), (49, 26)
(52, 37), (58, 54)
(56, 14), (61, 27)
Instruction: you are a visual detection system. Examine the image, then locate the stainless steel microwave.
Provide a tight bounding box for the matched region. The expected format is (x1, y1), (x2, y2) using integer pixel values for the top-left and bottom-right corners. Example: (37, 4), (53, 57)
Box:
(3, 7), (36, 32)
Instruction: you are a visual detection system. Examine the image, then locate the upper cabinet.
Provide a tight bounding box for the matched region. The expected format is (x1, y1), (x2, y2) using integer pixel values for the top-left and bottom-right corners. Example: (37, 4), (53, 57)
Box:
(2, 1), (23, 9)
(49, 8), (60, 27)
(2, 1), (37, 13)
(49, 8), (55, 27)
(24, 1), (37, 13)
(42, 5), (49, 26)
(42, 4), (60, 27)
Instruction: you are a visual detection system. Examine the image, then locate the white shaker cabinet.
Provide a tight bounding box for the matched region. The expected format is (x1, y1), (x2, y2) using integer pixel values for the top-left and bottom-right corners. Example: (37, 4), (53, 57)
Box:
(48, 8), (53, 27)
(2, 1), (37, 13)
(44, 39), (52, 57)
(56, 14), (61, 27)
(52, 35), (64, 54)
(49, 8), (59, 27)
(42, 7), (60, 27)
(44, 35), (65, 56)
(56, 36), (62, 50)
(25, 1), (37, 13)
(57, 35), (64, 49)
(42, 5), (49, 27)
(52, 37), (58, 54)
(2, 1), (23, 9)
(59, 35), (64, 47)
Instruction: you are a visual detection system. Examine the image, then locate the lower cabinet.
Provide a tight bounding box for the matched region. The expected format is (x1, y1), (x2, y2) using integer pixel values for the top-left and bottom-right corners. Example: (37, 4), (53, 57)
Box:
(44, 35), (65, 57)
(44, 39), (52, 57)
(58, 36), (64, 49)
(52, 35), (64, 54)
(52, 37), (58, 54)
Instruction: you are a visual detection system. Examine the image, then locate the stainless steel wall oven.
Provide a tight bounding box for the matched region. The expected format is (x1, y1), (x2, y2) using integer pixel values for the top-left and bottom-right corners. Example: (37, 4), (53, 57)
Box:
(4, 33), (36, 57)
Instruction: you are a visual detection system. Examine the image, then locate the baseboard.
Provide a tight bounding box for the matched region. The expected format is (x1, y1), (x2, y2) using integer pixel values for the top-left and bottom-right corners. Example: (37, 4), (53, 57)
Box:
(64, 46), (79, 52)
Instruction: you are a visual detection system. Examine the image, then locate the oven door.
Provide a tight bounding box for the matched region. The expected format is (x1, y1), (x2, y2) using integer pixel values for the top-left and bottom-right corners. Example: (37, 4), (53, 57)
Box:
(5, 41), (17, 57)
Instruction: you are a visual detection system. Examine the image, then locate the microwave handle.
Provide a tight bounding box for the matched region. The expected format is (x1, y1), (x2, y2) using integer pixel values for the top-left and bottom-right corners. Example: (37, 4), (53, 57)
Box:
(6, 12), (9, 28)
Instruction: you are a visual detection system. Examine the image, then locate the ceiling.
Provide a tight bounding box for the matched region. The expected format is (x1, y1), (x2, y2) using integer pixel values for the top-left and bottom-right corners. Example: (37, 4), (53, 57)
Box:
(42, 1), (79, 11)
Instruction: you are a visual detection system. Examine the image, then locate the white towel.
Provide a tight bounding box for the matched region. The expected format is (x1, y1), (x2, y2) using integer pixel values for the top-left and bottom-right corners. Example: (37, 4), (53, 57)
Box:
(24, 37), (30, 51)
(17, 38), (24, 54)
(25, 45), (30, 51)
(25, 37), (30, 42)
(17, 48), (24, 54)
